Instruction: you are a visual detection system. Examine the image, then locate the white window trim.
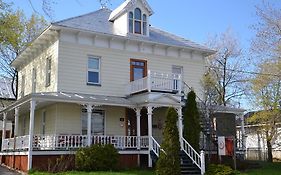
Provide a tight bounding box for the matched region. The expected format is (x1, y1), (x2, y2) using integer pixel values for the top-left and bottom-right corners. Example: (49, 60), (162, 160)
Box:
(87, 56), (101, 85)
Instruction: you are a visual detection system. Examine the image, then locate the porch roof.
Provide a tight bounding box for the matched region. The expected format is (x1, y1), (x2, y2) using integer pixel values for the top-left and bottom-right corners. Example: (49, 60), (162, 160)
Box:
(0, 92), (136, 119)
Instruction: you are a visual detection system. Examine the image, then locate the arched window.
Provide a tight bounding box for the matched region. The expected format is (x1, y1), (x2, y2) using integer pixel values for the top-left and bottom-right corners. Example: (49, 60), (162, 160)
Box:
(129, 12), (133, 33)
(134, 8), (142, 34)
(143, 14), (147, 35)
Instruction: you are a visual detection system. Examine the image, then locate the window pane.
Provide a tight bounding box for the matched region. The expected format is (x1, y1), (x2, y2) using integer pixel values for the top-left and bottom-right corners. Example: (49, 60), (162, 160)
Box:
(88, 71), (99, 83)
(143, 14), (147, 21)
(134, 8), (141, 20)
(92, 112), (104, 135)
(88, 57), (99, 69)
(134, 21), (141, 34)
(129, 19), (133, 33)
(133, 67), (144, 80)
(129, 12), (133, 19)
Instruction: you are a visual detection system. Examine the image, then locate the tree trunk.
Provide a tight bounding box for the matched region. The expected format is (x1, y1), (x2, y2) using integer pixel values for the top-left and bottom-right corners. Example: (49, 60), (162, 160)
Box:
(266, 140), (273, 162)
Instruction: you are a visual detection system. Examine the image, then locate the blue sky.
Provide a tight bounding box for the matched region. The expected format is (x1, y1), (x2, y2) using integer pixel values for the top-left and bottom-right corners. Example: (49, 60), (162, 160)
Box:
(9, 0), (280, 49)
(7, 0), (281, 110)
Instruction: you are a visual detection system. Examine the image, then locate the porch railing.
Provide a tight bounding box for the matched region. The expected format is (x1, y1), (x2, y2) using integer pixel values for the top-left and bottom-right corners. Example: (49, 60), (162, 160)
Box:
(127, 70), (182, 95)
(2, 135), (149, 151)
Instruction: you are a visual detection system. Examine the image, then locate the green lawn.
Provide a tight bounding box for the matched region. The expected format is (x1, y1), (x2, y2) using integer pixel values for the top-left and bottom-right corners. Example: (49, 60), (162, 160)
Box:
(29, 170), (155, 175)
(240, 162), (281, 175)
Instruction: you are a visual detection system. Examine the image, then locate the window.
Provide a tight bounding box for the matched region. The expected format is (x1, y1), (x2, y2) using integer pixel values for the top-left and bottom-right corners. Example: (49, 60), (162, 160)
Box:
(172, 65), (183, 90)
(143, 14), (147, 35)
(32, 68), (37, 93)
(128, 8), (147, 35)
(134, 8), (142, 34)
(45, 57), (51, 87)
(81, 109), (105, 135)
(129, 12), (133, 33)
(21, 75), (25, 97)
(87, 56), (101, 85)
(42, 111), (46, 135)
(22, 116), (26, 135)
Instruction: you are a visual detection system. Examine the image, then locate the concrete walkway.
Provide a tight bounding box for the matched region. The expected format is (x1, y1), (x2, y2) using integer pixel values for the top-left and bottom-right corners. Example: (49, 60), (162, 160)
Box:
(0, 165), (21, 175)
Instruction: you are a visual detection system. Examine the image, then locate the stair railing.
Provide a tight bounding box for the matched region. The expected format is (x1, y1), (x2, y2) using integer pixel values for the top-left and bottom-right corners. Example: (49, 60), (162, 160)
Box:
(181, 137), (205, 175)
(150, 136), (164, 157)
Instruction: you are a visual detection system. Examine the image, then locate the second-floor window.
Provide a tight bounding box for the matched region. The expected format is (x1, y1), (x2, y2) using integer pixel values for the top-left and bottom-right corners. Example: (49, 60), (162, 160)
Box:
(87, 56), (100, 85)
(45, 57), (51, 87)
(32, 68), (37, 93)
(21, 75), (25, 97)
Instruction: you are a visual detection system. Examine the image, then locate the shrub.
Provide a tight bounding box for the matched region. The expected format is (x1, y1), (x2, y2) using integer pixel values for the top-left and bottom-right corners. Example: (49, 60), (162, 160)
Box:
(206, 164), (238, 175)
(156, 107), (181, 175)
(75, 144), (119, 171)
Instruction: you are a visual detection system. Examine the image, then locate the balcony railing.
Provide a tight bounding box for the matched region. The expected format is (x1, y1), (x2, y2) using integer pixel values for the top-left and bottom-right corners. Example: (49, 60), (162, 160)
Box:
(2, 135), (149, 151)
(127, 70), (182, 95)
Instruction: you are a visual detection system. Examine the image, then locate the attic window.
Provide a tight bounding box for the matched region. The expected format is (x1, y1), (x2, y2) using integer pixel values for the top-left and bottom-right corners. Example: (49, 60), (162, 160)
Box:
(129, 8), (147, 35)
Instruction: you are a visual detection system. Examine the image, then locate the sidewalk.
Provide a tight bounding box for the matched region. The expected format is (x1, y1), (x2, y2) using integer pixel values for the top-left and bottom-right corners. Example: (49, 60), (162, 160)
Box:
(0, 165), (21, 175)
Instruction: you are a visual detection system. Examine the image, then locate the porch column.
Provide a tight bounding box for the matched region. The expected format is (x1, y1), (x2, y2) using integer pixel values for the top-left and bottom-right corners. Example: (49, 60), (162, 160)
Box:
(1, 112), (7, 151)
(136, 108), (141, 150)
(87, 104), (93, 146)
(147, 106), (153, 167)
(28, 100), (36, 170)
(177, 107), (183, 148)
(14, 107), (19, 136)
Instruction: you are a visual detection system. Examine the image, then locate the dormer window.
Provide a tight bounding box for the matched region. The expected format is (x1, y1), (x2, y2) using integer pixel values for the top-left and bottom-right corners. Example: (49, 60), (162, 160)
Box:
(129, 8), (148, 35)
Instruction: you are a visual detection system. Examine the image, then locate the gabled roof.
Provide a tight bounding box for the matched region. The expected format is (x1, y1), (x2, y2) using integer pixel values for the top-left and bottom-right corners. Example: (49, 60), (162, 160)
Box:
(108, 0), (153, 21)
(53, 8), (214, 54)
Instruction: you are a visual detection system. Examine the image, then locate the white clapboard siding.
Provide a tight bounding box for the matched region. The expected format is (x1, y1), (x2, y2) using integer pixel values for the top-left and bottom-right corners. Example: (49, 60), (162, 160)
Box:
(57, 41), (205, 99)
(17, 40), (59, 98)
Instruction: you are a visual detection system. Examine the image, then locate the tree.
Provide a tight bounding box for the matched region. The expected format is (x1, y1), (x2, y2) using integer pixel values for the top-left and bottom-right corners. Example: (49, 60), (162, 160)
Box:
(248, 59), (281, 162)
(249, 1), (281, 162)
(183, 90), (201, 151)
(156, 107), (180, 175)
(0, 9), (47, 98)
(204, 28), (245, 107)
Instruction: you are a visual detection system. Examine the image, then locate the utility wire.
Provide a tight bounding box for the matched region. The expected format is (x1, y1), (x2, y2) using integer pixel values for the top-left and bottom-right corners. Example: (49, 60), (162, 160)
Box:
(206, 66), (280, 77)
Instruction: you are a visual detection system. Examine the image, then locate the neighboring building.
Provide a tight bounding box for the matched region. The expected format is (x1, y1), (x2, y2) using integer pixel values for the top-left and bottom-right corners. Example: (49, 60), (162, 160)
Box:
(0, 77), (15, 143)
(237, 112), (281, 161)
(0, 0), (244, 173)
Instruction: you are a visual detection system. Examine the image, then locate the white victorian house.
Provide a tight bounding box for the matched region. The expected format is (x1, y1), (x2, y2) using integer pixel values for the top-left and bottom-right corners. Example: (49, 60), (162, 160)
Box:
(0, 0), (215, 174)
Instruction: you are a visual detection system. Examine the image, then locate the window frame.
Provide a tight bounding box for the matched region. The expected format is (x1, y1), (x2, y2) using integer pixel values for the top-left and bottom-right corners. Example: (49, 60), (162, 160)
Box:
(45, 57), (52, 87)
(128, 8), (148, 35)
(87, 56), (101, 85)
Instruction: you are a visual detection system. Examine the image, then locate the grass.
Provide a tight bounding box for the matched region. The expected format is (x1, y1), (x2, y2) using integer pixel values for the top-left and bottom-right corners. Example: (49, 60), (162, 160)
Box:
(29, 170), (155, 175)
(239, 162), (281, 175)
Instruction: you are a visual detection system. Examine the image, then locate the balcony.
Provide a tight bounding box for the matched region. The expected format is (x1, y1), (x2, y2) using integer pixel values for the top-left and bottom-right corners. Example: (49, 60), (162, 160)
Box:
(127, 70), (182, 95)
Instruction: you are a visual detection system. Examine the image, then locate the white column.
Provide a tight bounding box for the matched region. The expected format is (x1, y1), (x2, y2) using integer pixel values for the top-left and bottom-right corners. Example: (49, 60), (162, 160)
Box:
(177, 107), (183, 148)
(28, 100), (36, 170)
(200, 150), (205, 175)
(87, 104), (93, 146)
(1, 112), (7, 151)
(136, 108), (141, 150)
(147, 70), (151, 92)
(14, 107), (19, 136)
(147, 106), (153, 167)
